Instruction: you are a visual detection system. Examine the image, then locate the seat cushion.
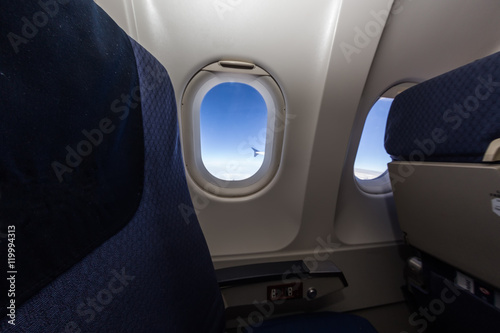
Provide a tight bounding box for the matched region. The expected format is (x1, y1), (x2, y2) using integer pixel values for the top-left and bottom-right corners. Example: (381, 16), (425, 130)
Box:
(252, 312), (378, 333)
(385, 51), (500, 163)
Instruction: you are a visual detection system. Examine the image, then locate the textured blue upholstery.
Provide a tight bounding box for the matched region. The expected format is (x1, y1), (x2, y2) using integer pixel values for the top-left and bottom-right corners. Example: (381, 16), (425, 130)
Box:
(1, 0), (145, 313)
(385, 51), (500, 162)
(0, 1), (224, 332)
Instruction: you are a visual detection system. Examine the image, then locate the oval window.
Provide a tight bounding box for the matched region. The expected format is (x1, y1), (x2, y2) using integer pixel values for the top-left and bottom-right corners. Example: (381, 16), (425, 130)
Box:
(181, 61), (286, 197)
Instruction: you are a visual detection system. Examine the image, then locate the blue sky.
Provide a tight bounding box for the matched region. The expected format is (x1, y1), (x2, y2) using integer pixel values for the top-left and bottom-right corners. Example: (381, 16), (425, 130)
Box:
(354, 97), (393, 179)
(200, 82), (267, 180)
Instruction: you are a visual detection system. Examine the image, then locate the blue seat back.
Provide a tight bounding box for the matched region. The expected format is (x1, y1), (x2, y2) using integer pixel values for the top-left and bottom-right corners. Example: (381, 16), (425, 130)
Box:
(0, 1), (225, 331)
(385, 51), (500, 163)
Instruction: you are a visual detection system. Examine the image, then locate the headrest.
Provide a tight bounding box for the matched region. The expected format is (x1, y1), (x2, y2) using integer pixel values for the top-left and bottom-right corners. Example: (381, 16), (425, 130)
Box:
(385, 51), (500, 163)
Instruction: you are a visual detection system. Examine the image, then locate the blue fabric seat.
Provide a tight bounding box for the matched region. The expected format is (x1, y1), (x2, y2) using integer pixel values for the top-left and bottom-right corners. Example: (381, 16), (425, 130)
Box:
(0, 1), (377, 332)
(385, 51), (500, 163)
(1, 1), (224, 332)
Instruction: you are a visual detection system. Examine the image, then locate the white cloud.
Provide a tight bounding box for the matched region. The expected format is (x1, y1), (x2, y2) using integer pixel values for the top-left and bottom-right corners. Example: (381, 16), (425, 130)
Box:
(204, 157), (264, 181)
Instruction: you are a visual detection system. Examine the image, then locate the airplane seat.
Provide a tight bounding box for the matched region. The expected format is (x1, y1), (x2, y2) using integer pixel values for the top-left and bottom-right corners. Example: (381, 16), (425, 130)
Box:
(0, 1), (224, 332)
(385, 51), (500, 332)
(1, 1), (378, 332)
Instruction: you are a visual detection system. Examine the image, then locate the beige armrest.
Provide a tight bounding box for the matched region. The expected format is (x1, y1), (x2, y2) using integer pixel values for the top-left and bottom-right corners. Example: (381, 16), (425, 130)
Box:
(482, 138), (500, 162)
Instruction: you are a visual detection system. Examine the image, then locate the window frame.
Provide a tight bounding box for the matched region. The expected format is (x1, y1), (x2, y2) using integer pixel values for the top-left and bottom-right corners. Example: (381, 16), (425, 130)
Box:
(181, 61), (286, 197)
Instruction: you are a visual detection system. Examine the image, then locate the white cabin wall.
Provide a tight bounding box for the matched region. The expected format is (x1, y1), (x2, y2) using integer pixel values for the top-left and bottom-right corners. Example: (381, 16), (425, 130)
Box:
(95, 0), (396, 254)
(97, 0), (345, 256)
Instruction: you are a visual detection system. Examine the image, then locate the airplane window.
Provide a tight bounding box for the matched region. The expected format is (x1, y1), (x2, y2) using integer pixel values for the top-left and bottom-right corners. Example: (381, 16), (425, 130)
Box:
(354, 97), (393, 181)
(200, 82), (267, 181)
(181, 61), (286, 196)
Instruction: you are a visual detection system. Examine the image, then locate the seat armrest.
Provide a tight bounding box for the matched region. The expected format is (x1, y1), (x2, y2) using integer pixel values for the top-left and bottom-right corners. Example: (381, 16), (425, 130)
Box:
(215, 260), (347, 313)
(216, 260), (347, 288)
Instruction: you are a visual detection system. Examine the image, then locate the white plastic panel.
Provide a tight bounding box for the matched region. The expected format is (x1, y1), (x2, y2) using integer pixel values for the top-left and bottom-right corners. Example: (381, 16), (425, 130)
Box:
(94, 0), (396, 254)
(98, 0), (346, 256)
